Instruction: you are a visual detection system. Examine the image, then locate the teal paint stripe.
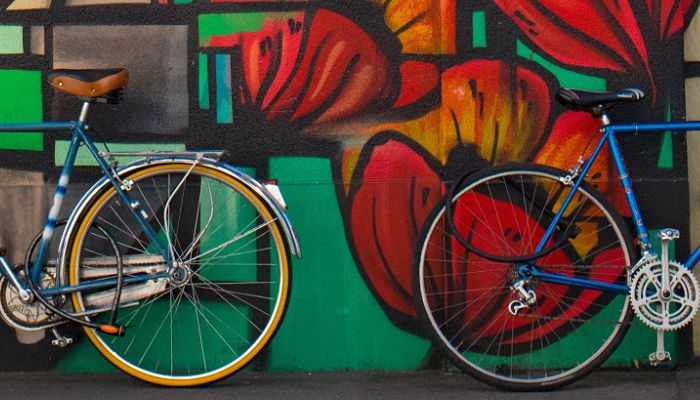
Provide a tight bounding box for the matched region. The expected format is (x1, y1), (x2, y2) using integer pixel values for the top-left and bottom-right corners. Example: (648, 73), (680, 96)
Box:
(216, 53), (232, 123)
(0, 26), (23, 54)
(54, 141), (185, 166)
(516, 41), (606, 91)
(199, 53), (209, 110)
(657, 104), (673, 169)
(658, 132), (673, 169)
(472, 11), (486, 48)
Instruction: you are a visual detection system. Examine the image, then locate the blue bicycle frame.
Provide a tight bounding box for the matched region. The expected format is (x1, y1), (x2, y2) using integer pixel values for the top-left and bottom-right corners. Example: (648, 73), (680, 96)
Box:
(0, 102), (170, 301)
(523, 113), (700, 295)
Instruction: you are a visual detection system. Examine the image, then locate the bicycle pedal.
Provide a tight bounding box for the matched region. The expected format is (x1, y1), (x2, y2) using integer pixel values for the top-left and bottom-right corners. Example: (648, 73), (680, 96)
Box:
(649, 350), (671, 366)
(656, 228), (679, 241)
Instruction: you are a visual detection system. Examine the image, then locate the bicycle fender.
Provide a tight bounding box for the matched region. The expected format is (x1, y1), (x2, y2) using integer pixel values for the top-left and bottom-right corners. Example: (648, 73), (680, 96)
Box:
(57, 157), (301, 279)
(213, 161), (302, 258)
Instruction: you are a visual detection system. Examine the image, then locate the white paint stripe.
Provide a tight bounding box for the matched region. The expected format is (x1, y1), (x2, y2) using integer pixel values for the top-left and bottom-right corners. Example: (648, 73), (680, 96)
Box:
(42, 226), (54, 241)
(47, 172), (70, 223)
(58, 173), (69, 187)
(48, 192), (63, 221)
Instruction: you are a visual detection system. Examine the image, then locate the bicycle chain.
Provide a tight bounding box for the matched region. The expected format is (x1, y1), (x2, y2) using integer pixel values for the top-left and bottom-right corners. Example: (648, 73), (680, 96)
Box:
(518, 312), (642, 326)
(514, 262), (638, 325)
(526, 263), (631, 270)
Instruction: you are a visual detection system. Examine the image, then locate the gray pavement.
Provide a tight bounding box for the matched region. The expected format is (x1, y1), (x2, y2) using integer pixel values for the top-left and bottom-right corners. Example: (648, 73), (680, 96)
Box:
(1, 365), (698, 399)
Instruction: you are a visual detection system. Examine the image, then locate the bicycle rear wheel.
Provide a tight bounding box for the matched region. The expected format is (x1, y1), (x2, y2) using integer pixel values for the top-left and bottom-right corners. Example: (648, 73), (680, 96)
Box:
(66, 162), (291, 386)
(413, 163), (634, 390)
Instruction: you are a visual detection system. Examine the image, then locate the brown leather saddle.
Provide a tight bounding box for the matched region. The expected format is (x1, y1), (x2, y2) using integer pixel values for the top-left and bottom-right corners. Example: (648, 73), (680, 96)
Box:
(48, 68), (128, 100)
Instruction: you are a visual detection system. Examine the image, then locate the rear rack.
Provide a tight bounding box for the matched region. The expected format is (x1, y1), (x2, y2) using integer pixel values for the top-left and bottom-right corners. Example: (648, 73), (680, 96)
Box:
(98, 150), (226, 159)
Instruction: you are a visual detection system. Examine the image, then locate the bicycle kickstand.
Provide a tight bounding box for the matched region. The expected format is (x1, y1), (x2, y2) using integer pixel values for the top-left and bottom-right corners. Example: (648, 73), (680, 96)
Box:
(51, 327), (73, 348)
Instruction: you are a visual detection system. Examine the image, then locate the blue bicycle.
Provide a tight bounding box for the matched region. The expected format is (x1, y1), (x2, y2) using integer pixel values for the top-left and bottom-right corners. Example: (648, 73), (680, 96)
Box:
(413, 87), (700, 390)
(0, 68), (300, 386)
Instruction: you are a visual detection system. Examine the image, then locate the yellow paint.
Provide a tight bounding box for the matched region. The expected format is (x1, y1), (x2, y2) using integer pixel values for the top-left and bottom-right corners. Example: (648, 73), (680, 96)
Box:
(383, 0), (455, 54)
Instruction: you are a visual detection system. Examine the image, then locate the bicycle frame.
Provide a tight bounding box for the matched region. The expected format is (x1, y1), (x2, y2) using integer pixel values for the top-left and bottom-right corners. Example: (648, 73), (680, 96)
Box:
(525, 114), (700, 295)
(0, 103), (172, 301)
(0, 105), (300, 314)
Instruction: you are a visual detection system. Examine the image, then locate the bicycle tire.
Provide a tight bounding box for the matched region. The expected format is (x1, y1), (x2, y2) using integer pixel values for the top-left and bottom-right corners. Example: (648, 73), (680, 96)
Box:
(413, 163), (635, 390)
(66, 162), (291, 386)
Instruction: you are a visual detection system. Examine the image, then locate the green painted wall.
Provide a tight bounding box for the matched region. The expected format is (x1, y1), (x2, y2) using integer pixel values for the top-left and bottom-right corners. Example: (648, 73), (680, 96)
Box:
(0, 1), (696, 378)
(0, 70), (43, 151)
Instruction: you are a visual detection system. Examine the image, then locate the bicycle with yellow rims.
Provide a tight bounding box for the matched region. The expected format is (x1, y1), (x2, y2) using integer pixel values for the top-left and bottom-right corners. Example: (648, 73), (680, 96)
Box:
(0, 68), (300, 386)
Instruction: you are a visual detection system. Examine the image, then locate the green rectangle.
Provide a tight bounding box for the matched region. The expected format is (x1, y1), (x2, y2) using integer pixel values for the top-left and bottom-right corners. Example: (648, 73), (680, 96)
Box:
(472, 11), (486, 48)
(199, 53), (209, 109)
(0, 69), (43, 151)
(0, 26), (23, 54)
(54, 141), (186, 166)
(0, 132), (42, 150)
(199, 13), (265, 47)
(657, 105), (673, 169)
(199, 12), (299, 47)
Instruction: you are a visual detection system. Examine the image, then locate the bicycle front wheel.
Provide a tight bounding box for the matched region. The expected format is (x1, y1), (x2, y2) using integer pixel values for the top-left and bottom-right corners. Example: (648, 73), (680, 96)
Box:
(413, 163), (634, 390)
(66, 162), (291, 386)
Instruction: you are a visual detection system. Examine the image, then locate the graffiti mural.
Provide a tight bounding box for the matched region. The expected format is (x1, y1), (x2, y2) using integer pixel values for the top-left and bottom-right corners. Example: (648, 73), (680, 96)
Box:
(0, 0), (698, 372)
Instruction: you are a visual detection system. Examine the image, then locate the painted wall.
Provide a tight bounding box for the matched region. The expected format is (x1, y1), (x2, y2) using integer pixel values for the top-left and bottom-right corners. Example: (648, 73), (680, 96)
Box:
(0, 0), (697, 372)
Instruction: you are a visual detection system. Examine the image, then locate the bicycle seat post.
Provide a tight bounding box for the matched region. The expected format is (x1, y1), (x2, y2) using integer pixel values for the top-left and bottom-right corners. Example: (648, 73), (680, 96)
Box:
(78, 101), (91, 124)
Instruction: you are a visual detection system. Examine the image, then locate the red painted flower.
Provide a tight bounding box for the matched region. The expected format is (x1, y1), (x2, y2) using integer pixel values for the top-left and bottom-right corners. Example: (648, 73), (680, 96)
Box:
(207, 7), (438, 130)
(441, 60), (551, 164)
(346, 132), (443, 329)
(494, 0), (698, 101)
(423, 189), (627, 352)
(347, 125), (629, 343)
(345, 60), (555, 331)
(345, 60), (629, 340)
(534, 111), (630, 216)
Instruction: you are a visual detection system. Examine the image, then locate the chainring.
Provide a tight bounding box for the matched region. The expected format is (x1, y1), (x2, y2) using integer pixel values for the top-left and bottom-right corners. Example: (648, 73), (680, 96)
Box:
(0, 266), (59, 331)
(630, 260), (700, 331)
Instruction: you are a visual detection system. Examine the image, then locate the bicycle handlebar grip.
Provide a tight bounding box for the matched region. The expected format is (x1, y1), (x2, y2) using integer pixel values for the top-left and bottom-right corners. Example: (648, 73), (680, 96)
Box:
(100, 324), (126, 337)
